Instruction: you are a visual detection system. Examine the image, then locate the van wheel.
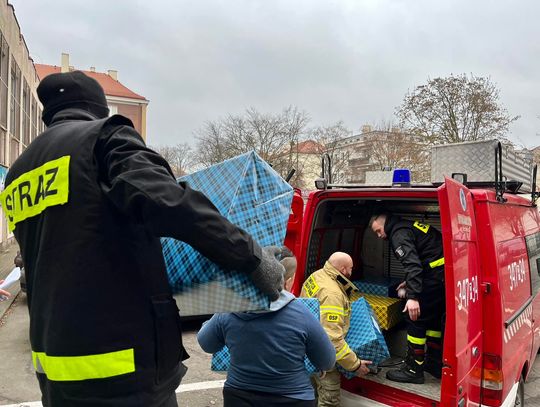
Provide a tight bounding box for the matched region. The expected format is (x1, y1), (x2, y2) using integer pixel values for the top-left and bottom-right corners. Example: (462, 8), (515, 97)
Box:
(514, 377), (524, 406)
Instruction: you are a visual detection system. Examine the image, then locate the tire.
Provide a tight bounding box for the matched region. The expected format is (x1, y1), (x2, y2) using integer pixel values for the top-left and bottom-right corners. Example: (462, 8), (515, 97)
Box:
(515, 377), (524, 406)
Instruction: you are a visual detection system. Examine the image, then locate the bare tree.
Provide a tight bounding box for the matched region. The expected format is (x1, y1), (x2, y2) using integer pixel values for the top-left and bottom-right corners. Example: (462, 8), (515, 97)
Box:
(152, 143), (196, 178)
(312, 121), (351, 183)
(397, 74), (519, 144)
(366, 122), (431, 182)
(194, 106), (310, 180)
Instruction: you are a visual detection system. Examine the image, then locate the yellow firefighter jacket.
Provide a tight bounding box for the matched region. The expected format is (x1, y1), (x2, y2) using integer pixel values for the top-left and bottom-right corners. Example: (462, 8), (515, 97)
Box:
(300, 261), (360, 372)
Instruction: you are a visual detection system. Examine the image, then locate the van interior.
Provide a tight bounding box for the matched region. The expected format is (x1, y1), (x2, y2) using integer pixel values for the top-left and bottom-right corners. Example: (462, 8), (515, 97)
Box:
(305, 197), (443, 402)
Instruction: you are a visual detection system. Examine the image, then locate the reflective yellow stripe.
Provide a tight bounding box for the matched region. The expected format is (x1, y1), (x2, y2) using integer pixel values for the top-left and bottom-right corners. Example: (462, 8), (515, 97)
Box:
(336, 344), (351, 361)
(413, 221), (430, 233)
(0, 156), (70, 232)
(407, 335), (426, 345)
(321, 305), (346, 315)
(32, 348), (135, 381)
(429, 258), (445, 268)
(426, 330), (442, 338)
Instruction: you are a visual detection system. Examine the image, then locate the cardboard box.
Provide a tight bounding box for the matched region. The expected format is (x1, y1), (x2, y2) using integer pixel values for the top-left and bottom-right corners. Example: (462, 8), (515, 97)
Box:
(338, 298), (390, 379)
(161, 152), (293, 316)
(211, 298), (320, 373)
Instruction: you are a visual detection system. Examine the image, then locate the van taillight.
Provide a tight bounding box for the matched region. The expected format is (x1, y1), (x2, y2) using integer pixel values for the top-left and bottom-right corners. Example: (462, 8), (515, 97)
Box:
(481, 353), (503, 405)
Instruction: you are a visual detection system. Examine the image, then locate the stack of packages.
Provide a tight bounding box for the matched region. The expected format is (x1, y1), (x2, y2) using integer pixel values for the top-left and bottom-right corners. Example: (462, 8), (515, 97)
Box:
(211, 298), (320, 373)
(352, 280), (404, 331)
(161, 151), (294, 316)
(338, 297), (390, 379)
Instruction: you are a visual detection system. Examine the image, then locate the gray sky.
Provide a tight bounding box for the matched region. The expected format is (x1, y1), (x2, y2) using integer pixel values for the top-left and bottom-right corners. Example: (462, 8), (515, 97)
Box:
(10, 0), (540, 147)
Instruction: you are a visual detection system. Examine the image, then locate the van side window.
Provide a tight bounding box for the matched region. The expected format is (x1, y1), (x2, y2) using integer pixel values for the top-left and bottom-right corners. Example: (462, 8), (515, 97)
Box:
(525, 233), (540, 296)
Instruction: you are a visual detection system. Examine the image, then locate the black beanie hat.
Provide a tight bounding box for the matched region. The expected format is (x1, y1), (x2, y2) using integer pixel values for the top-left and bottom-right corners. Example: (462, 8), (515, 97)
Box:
(37, 71), (109, 125)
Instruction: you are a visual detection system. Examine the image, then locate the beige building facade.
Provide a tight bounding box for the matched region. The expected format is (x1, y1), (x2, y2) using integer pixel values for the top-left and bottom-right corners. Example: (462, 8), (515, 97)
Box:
(0, 1), (43, 247)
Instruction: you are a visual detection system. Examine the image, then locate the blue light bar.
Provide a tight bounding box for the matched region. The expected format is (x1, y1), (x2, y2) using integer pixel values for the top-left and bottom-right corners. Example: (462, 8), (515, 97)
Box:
(392, 168), (411, 187)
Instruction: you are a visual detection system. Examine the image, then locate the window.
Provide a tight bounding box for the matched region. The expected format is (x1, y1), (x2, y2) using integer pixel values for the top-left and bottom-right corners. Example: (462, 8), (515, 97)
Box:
(0, 32), (8, 129)
(31, 98), (38, 141)
(9, 136), (18, 165)
(22, 80), (30, 146)
(108, 104), (118, 116)
(525, 232), (540, 296)
(0, 128), (5, 165)
(9, 59), (21, 140)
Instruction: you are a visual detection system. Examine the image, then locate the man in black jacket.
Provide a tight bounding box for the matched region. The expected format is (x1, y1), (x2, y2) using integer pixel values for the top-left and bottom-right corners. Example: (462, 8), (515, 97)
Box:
(370, 213), (445, 384)
(0, 71), (285, 407)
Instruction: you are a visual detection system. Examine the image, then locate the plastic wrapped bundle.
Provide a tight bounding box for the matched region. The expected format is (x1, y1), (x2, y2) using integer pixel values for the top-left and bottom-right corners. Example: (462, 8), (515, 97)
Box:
(338, 298), (390, 379)
(211, 298), (320, 373)
(161, 151), (294, 316)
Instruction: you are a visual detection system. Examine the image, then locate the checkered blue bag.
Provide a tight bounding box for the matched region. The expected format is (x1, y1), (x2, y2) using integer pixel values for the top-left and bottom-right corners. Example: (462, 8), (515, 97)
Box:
(338, 297), (390, 379)
(353, 278), (401, 297)
(161, 151), (293, 316)
(211, 298), (320, 374)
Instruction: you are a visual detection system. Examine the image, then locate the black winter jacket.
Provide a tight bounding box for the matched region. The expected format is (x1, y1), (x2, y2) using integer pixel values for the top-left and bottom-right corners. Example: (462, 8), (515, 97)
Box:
(2, 109), (262, 406)
(384, 215), (444, 299)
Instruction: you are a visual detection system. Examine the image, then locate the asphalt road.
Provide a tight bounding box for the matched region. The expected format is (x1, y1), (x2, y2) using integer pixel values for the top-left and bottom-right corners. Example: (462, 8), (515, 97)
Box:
(0, 293), (539, 406)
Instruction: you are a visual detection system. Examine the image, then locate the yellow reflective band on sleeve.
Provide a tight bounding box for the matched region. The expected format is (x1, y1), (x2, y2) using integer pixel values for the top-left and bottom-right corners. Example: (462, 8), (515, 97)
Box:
(320, 305), (346, 315)
(429, 258), (445, 268)
(426, 330), (442, 338)
(413, 221), (430, 233)
(32, 348), (135, 381)
(0, 156), (70, 232)
(303, 275), (320, 298)
(336, 344), (351, 361)
(407, 335), (427, 345)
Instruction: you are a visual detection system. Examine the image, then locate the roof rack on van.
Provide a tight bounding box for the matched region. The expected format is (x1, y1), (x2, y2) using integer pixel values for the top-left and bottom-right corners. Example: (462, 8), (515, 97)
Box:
(315, 141), (537, 204)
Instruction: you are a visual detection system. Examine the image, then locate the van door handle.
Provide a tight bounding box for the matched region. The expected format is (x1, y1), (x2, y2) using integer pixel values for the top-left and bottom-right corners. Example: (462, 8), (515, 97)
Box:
(472, 347), (479, 357)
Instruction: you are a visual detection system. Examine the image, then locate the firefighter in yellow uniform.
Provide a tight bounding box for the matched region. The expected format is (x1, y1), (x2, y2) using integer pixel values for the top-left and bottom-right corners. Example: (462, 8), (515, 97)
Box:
(301, 252), (371, 406)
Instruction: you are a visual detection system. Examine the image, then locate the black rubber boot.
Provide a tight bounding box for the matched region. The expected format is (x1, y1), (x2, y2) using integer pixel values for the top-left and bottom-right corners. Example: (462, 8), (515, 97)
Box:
(386, 344), (425, 384)
(424, 339), (443, 379)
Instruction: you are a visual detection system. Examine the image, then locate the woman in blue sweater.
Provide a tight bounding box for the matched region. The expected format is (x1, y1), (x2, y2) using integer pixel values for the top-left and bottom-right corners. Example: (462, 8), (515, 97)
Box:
(197, 253), (335, 406)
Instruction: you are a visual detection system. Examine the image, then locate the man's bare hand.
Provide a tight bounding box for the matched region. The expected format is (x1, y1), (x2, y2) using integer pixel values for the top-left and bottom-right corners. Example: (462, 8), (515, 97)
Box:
(0, 280), (11, 301)
(396, 281), (407, 298)
(403, 299), (420, 321)
(355, 360), (372, 377)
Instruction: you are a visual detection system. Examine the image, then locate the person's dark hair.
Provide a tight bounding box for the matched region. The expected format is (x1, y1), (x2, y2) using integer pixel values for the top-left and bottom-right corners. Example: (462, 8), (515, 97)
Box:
(37, 71), (109, 125)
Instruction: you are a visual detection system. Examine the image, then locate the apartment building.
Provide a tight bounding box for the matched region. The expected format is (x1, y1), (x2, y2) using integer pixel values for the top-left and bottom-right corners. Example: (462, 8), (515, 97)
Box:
(0, 1), (43, 247)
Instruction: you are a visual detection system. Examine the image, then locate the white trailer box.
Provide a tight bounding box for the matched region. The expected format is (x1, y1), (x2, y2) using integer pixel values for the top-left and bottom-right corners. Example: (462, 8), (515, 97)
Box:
(430, 140), (533, 192)
(364, 171), (394, 186)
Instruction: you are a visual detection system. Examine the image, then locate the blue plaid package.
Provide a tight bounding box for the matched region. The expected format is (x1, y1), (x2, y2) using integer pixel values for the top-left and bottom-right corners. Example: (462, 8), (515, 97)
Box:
(211, 298), (320, 374)
(353, 277), (401, 297)
(337, 298), (390, 379)
(161, 151), (293, 316)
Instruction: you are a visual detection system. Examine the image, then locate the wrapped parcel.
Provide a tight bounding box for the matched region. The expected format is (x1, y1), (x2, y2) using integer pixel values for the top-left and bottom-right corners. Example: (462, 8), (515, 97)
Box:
(161, 151), (294, 316)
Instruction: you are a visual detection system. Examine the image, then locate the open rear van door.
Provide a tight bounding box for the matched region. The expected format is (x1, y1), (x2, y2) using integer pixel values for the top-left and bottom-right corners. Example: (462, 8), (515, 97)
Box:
(438, 176), (483, 406)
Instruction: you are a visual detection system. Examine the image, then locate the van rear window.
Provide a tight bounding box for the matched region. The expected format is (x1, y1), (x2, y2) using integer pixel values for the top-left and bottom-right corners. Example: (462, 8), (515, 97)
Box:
(524, 233), (540, 296)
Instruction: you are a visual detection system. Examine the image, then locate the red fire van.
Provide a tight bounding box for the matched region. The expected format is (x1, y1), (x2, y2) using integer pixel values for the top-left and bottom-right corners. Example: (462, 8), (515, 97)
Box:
(285, 141), (540, 406)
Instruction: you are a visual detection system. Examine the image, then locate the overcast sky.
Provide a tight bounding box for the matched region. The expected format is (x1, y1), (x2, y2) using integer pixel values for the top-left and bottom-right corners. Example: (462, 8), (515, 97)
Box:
(10, 0), (540, 147)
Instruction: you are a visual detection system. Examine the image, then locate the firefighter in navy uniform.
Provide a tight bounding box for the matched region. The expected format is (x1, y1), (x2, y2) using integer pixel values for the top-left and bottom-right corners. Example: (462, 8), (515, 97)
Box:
(370, 213), (445, 384)
(0, 71), (285, 407)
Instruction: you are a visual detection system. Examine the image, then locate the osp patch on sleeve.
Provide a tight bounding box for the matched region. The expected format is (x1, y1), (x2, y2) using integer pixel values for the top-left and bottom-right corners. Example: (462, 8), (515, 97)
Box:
(326, 313), (340, 323)
(395, 246), (405, 258)
(0, 156), (70, 231)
